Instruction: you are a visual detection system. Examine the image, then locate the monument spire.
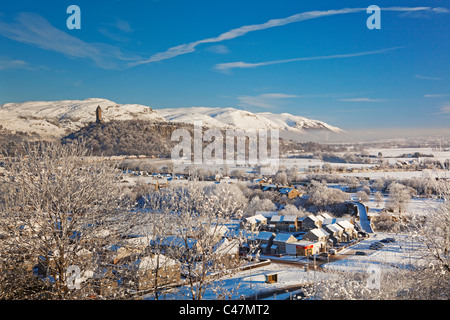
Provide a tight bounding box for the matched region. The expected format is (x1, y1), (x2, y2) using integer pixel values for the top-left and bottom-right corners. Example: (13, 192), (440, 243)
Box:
(96, 105), (103, 124)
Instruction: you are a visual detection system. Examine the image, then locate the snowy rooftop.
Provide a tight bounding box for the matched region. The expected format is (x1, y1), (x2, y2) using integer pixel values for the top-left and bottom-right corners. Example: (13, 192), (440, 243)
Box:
(324, 223), (344, 233)
(255, 211), (278, 218)
(322, 218), (349, 225)
(308, 228), (330, 238)
(270, 215), (282, 223)
(270, 215), (298, 223)
(256, 231), (276, 241)
(213, 238), (239, 255)
(245, 214), (267, 224)
(279, 187), (293, 194)
(337, 220), (354, 229)
(283, 215), (298, 222)
(273, 233), (295, 242)
(306, 214), (319, 222)
(318, 213), (333, 219)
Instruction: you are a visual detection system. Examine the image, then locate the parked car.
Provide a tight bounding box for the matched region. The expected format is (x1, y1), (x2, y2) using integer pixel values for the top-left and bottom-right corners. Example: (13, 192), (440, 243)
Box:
(355, 251), (367, 255)
(369, 242), (384, 250)
(319, 252), (330, 258)
(386, 237), (396, 243)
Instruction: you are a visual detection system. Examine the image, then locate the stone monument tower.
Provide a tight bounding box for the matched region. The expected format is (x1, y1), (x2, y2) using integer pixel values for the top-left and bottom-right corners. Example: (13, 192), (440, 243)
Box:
(96, 105), (103, 124)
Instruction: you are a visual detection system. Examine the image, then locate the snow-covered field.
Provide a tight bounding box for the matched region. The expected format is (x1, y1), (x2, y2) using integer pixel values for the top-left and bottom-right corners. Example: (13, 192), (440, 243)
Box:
(359, 192), (440, 219)
(339, 170), (449, 180)
(365, 147), (450, 160)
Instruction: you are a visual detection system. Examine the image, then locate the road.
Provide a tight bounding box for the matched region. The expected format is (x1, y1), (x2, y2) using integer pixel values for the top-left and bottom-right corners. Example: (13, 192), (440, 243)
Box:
(355, 201), (374, 233)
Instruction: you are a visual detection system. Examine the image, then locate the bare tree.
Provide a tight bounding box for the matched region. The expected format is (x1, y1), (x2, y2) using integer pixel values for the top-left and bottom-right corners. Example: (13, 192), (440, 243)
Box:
(411, 182), (450, 273)
(386, 182), (411, 214)
(245, 196), (276, 216)
(273, 171), (288, 185)
(142, 182), (248, 300)
(307, 180), (350, 207)
(356, 190), (370, 202)
(0, 141), (127, 299)
(374, 191), (383, 207)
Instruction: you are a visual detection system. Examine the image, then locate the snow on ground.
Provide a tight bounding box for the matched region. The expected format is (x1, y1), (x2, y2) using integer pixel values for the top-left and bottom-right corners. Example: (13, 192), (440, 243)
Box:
(323, 232), (427, 273)
(146, 261), (331, 300)
(338, 170), (449, 180)
(365, 147), (450, 160)
(360, 193), (441, 219)
(145, 231), (424, 300)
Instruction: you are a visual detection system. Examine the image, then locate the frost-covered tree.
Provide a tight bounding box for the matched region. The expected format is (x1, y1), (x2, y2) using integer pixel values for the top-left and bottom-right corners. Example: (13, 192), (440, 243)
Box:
(278, 203), (308, 217)
(142, 183), (248, 300)
(356, 190), (370, 202)
(386, 182), (411, 214)
(245, 196), (276, 216)
(273, 171), (288, 185)
(374, 191), (383, 207)
(411, 182), (450, 273)
(0, 141), (127, 299)
(307, 181), (350, 207)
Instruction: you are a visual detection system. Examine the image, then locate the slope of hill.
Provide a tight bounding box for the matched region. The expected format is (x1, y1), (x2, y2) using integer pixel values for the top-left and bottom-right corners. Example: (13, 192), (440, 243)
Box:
(0, 98), (164, 138)
(0, 98), (345, 138)
(158, 107), (345, 133)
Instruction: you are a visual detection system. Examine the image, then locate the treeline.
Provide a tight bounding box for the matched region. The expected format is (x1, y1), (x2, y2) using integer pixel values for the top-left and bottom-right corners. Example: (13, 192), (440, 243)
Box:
(61, 120), (280, 158)
(0, 126), (41, 156)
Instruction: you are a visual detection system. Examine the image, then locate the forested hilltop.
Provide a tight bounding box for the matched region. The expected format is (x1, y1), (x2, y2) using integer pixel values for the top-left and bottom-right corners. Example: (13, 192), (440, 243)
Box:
(61, 120), (189, 157)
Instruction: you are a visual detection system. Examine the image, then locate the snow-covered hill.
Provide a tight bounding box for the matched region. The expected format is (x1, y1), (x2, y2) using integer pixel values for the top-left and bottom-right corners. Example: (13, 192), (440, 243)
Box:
(0, 98), (164, 137)
(0, 98), (345, 138)
(149, 106), (344, 133)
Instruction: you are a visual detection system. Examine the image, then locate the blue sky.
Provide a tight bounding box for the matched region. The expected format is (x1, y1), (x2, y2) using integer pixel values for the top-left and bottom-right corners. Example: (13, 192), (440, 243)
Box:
(0, 0), (449, 133)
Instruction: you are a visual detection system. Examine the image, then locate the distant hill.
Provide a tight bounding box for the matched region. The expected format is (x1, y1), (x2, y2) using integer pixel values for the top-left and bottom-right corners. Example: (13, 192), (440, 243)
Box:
(0, 98), (164, 138)
(0, 98), (345, 139)
(158, 106), (345, 134)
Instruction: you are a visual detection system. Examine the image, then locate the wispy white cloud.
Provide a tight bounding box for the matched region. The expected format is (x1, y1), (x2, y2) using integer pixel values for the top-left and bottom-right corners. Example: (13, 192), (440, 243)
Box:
(114, 19), (133, 33)
(1, 7), (447, 70)
(0, 12), (141, 69)
(238, 93), (300, 109)
(131, 6), (445, 67)
(337, 97), (385, 102)
(439, 104), (450, 114)
(205, 44), (230, 54)
(396, 6), (450, 18)
(215, 47), (401, 72)
(0, 56), (29, 70)
(424, 94), (449, 98)
(131, 7), (365, 66)
(414, 74), (442, 80)
(0, 56), (46, 71)
(98, 18), (134, 42)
